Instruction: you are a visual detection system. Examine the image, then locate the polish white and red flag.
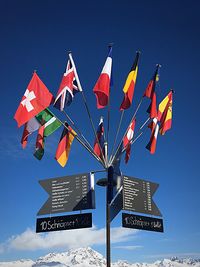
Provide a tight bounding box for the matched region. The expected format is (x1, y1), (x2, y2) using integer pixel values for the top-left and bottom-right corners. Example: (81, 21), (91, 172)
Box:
(93, 47), (112, 109)
(14, 72), (53, 127)
(123, 118), (136, 163)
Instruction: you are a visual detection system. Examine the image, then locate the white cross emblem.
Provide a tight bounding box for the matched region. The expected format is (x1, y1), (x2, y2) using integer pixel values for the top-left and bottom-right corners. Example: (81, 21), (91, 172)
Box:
(21, 89), (36, 112)
(127, 123), (134, 141)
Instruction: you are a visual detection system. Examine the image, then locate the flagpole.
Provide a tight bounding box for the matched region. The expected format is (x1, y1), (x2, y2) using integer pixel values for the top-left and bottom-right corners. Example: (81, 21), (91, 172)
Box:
(106, 96), (110, 164)
(106, 43), (113, 162)
(121, 117), (151, 153)
(49, 109), (105, 167)
(105, 42), (113, 266)
(109, 52), (141, 165)
(109, 110), (124, 164)
(110, 97), (144, 166)
(68, 52), (107, 166)
(62, 110), (94, 153)
(106, 166), (113, 267)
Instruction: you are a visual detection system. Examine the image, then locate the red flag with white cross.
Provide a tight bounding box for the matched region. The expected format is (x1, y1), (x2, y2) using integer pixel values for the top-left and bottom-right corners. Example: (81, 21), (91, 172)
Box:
(123, 118), (136, 163)
(14, 72), (53, 127)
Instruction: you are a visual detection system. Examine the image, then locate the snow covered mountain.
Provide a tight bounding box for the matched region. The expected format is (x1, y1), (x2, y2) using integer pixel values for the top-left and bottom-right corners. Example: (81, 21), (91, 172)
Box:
(0, 247), (200, 267)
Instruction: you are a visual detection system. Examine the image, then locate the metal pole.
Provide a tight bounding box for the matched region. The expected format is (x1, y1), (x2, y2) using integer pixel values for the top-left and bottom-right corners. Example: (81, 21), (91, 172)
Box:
(106, 165), (114, 267)
(109, 97), (143, 166)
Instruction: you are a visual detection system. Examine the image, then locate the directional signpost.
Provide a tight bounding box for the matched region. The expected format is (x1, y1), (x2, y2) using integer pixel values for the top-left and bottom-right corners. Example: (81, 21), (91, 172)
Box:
(109, 175), (161, 222)
(37, 173), (95, 215)
(122, 175), (162, 217)
(16, 48), (173, 267)
(109, 187), (123, 222)
(122, 213), (164, 232)
(36, 213), (92, 233)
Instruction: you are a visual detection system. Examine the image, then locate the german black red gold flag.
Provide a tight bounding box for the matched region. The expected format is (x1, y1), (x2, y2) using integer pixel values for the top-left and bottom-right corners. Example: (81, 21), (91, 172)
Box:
(120, 52), (140, 110)
(55, 123), (76, 167)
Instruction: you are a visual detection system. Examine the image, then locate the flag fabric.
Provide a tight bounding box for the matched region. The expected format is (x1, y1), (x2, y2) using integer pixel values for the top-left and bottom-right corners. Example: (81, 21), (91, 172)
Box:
(146, 118), (159, 154)
(33, 109), (62, 160)
(146, 91), (157, 119)
(54, 59), (79, 111)
(93, 47), (112, 109)
(143, 64), (160, 98)
(158, 90), (173, 135)
(36, 108), (62, 137)
(55, 123), (76, 167)
(143, 65), (160, 118)
(21, 117), (40, 148)
(93, 117), (105, 159)
(34, 125), (45, 160)
(123, 118), (136, 163)
(14, 72), (53, 127)
(120, 52), (140, 110)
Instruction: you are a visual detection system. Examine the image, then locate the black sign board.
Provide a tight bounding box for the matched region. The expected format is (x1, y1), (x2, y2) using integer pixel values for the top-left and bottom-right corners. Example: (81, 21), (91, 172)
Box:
(123, 175), (161, 217)
(38, 173), (95, 215)
(109, 187), (123, 223)
(122, 213), (164, 232)
(36, 213), (92, 233)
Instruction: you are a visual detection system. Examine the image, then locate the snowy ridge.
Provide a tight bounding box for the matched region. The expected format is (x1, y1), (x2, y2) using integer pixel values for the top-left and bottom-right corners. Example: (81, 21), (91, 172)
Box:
(0, 247), (200, 267)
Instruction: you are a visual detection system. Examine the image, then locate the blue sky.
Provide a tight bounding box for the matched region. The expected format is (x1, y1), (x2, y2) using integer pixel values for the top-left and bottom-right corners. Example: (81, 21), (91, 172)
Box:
(0, 0), (200, 263)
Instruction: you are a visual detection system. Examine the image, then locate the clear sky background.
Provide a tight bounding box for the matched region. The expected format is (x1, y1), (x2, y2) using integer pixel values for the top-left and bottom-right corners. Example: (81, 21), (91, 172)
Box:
(0, 0), (200, 264)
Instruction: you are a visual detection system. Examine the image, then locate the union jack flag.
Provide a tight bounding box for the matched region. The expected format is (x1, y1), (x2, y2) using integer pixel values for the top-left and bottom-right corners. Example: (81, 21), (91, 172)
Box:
(54, 59), (79, 111)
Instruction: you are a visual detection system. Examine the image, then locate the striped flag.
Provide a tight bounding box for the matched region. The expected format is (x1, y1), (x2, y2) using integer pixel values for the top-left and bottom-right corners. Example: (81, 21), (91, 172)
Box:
(143, 65), (160, 118)
(120, 52), (140, 110)
(158, 90), (173, 135)
(33, 109), (62, 160)
(21, 117), (40, 148)
(146, 118), (159, 154)
(55, 124), (76, 167)
(93, 47), (112, 109)
(93, 117), (105, 159)
(54, 59), (79, 111)
(123, 118), (136, 163)
(36, 108), (62, 137)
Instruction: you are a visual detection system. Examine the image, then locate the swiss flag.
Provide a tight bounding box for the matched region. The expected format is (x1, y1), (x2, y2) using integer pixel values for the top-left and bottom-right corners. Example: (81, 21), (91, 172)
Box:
(123, 118), (136, 148)
(123, 118), (136, 163)
(14, 72), (53, 127)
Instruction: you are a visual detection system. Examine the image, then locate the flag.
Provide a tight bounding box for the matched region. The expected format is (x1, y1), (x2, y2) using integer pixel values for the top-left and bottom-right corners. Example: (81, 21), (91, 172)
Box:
(55, 123), (76, 167)
(33, 110), (62, 160)
(123, 118), (136, 163)
(93, 47), (112, 109)
(93, 117), (105, 159)
(14, 72), (53, 127)
(36, 108), (62, 137)
(34, 125), (45, 160)
(120, 52), (140, 110)
(146, 118), (159, 154)
(143, 64), (160, 98)
(54, 59), (79, 111)
(158, 90), (173, 135)
(143, 65), (160, 118)
(21, 117), (40, 148)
